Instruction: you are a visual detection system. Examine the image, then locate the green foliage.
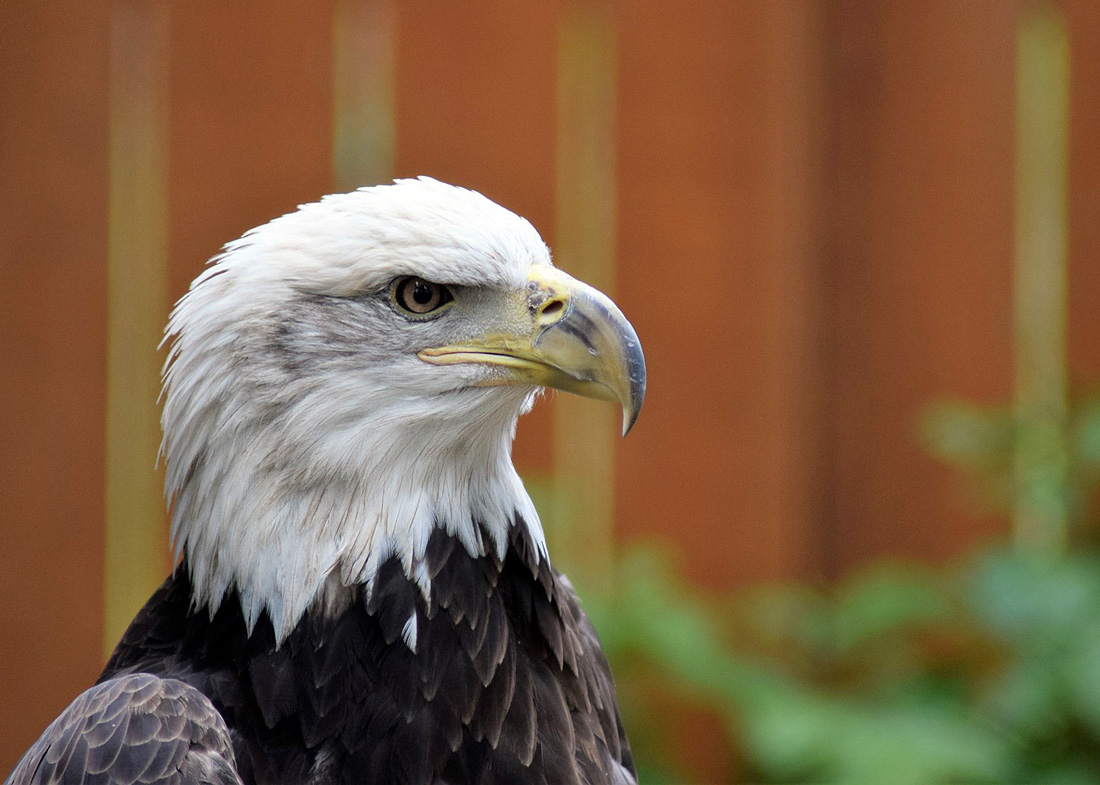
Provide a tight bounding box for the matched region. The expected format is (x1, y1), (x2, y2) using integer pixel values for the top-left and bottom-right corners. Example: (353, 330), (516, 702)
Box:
(582, 393), (1100, 783)
(920, 392), (1100, 538)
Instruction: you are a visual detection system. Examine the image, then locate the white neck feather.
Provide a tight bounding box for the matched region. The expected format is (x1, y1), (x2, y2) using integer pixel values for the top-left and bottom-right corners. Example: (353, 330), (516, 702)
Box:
(165, 340), (545, 641)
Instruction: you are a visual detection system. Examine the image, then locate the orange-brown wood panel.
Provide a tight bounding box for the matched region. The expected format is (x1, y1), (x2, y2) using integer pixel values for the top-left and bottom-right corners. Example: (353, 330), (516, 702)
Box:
(615, 5), (826, 781)
(392, 1), (559, 474)
(1064, 0), (1100, 385)
(0, 1), (111, 770)
(821, 1), (1016, 574)
(167, 0), (336, 304)
(616, 2), (825, 591)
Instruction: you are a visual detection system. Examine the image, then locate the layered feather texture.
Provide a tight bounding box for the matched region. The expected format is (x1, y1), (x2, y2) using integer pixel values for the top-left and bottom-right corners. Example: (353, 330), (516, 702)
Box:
(5, 675), (240, 785)
(97, 523), (635, 785)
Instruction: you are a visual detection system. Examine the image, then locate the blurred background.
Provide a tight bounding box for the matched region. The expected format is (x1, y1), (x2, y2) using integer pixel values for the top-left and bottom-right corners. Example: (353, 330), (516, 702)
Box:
(3, 1), (1100, 782)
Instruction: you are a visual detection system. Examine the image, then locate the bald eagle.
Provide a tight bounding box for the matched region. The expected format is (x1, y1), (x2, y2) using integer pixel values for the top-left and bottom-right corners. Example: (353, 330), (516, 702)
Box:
(6, 179), (644, 785)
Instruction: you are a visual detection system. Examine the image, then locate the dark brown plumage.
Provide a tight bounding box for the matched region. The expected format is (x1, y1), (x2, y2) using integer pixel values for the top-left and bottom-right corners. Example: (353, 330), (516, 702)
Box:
(5, 674), (240, 785)
(7, 522), (634, 785)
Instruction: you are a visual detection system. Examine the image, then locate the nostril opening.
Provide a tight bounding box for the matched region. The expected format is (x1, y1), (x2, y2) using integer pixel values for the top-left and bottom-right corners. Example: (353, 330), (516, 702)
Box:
(541, 299), (565, 320)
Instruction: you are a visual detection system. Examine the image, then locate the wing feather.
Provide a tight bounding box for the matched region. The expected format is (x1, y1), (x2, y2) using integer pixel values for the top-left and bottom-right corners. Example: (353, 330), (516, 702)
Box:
(4, 674), (240, 785)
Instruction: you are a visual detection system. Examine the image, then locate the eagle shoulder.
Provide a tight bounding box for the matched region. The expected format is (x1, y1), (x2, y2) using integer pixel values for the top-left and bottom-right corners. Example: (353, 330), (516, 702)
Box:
(4, 673), (240, 785)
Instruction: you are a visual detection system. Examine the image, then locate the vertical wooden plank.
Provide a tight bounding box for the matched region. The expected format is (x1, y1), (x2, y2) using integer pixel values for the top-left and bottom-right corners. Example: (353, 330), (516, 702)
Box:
(392, 1), (559, 482)
(821, 1), (1016, 574)
(0, 1), (111, 769)
(616, 2), (824, 591)
(1063, 0), (1100, 382)
(333, 0), (396, 190)
(553, 0), (618, 594)
(1013, 4), (1070, 553)
(104, 0), (171, 655)
(616, 5), (825, 780)
(167, 0), (335, 303)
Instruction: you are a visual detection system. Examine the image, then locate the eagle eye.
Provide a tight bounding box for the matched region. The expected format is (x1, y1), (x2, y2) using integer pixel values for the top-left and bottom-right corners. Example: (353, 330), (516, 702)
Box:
(393, 277), (453, 317)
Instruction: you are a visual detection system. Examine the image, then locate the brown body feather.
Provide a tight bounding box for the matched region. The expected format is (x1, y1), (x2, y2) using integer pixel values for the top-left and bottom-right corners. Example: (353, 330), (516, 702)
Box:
(7, 522), (634, 785)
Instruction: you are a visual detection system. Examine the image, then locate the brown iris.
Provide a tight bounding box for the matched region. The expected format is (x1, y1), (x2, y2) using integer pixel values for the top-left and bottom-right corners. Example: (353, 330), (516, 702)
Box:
(393, 277), (452, 316)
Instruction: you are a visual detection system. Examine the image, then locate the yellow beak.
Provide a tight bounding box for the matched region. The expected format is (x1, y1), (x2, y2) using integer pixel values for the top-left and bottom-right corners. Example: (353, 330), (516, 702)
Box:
(418, 266), (646, 435)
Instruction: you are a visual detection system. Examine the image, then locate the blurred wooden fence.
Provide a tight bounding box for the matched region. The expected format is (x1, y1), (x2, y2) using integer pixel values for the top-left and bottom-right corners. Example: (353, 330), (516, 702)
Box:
(3, 0), (1100, 777)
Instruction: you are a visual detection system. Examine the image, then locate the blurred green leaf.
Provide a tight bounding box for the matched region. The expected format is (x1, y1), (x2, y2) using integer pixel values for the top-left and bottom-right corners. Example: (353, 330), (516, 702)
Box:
(1072, 398), (1100, 466)
(921, 400), (1014, 466)
(830, 567), (948, 654)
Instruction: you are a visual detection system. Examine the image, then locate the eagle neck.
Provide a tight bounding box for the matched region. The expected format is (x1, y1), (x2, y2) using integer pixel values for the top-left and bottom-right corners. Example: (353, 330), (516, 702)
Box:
(167, 389), (548, 645)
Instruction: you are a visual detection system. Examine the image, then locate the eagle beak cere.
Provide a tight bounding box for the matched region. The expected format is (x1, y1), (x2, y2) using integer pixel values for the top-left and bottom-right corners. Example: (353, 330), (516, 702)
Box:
(418, 266), (646, 435)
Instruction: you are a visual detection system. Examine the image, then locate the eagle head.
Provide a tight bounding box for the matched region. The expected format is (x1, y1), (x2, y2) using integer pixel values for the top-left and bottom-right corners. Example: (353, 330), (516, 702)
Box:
(161, 177), (645, 640)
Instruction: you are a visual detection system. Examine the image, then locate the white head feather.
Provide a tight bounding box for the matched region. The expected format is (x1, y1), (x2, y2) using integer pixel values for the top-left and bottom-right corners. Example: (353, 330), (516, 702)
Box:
(162, 177), (550, 641)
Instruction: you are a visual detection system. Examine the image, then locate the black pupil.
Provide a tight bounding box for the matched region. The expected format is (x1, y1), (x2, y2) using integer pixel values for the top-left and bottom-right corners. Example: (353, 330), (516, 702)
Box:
(412, 281), (434, 305)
